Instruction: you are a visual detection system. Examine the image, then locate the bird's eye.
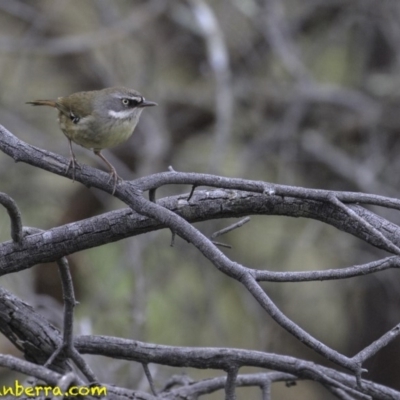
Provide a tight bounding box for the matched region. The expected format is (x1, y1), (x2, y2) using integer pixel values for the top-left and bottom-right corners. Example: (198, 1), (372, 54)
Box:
(121, 98), (142, 107)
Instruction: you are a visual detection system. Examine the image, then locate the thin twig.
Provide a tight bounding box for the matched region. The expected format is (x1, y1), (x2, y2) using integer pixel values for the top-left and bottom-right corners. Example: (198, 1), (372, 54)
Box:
(240, 274), (357, 372)
(23, 227), (97, 383)
(211, 240), (232, 249)
(211, 217), (250, 239)
(187, 184), (198, 201)
(55, 257), (98, 383)
(328, 194), (400, 255)
(352, 323), (400, 365)
(142, 363), (157, 396)
(254, 257), (400, 282)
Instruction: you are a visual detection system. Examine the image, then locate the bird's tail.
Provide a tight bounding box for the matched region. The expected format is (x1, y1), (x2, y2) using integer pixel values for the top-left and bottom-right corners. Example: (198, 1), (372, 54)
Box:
(26, 100), (57, 107)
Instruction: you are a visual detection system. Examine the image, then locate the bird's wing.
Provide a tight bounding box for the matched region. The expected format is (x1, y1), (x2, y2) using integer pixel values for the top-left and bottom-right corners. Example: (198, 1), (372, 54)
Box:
(56, 92), (93, 122)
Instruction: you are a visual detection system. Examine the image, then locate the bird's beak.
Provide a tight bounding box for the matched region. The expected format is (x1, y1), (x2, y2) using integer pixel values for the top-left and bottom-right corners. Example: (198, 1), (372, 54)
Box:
(139, 100), (158, 108)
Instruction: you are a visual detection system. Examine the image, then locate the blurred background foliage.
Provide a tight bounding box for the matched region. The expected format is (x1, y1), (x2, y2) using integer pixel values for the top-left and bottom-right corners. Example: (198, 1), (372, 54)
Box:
(0, 0), (400, 398)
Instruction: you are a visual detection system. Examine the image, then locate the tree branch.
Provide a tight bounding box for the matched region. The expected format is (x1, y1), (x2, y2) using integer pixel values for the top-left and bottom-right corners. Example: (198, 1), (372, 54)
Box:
(2, 125), (400, 396)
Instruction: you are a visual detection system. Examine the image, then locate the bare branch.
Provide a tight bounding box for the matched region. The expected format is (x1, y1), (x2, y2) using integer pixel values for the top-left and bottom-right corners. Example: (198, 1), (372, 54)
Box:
(2, 126), (400, 396)
(74, 335), (398, 399)
(254, 256), (400, 282)
(240, 274), (357, 372)
(327, 194), (400, 255)
(0, 192), (23, 244)
(211, 217), (251, 239)
(142, 363), (157, 396)
(352, 324), (400, 365)
(225, 366), (239, 400)
(0, 354), (64, 386)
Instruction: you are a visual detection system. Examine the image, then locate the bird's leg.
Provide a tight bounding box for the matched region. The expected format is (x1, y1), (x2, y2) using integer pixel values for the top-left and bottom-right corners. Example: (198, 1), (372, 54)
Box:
(65, 139), (80, 181)
(93, 150), (121, 194)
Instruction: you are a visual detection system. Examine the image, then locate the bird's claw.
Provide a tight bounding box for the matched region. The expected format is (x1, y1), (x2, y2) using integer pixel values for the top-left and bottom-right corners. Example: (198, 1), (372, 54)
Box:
(65, 157), (81, 181)
(107, 171), (121, 195)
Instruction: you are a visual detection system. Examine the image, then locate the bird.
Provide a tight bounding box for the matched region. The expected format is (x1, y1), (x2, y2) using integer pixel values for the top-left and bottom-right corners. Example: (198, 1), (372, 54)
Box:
(27, 86), (157, 194)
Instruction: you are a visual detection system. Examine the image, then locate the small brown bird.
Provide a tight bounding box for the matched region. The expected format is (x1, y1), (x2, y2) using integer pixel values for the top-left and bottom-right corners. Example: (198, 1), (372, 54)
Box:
(27, 86), (157, 193)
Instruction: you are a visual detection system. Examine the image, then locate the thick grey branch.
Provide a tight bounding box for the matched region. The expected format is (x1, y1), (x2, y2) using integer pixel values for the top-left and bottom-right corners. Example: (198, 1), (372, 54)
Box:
(74, 335), (399, 399)
(0, 190), (399, 276)
(2, 125), (400, 389)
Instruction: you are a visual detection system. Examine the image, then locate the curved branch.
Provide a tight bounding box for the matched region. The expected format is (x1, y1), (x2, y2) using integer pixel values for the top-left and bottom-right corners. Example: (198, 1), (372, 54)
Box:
(0, 190), (399, 276)
(0, 355), (63, 386)
(134, 170), (400, 211)
(74, 335), (398, 399)
(2, 125), (400, 211)
(0, 284), (395, 400)
(2, 125), (400, 383)
(0, 192), (23, 244)
(254, 256), (400, 282)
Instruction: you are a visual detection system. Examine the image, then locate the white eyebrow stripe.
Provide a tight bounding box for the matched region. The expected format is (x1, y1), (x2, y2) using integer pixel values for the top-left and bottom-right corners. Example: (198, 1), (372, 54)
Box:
(113, 94), (142, 101)
(108, 109), (136, 119)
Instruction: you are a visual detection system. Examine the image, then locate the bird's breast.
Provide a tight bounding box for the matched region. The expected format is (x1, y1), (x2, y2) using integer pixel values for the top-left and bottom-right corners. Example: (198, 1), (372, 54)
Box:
(58, 112), (140, 150)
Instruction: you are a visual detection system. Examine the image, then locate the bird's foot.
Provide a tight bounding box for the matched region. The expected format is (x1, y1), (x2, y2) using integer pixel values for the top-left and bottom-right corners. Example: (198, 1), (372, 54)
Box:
(107, 169), (122, 195)
(93, 150), (121, 195)
(65, 157), (81, 181)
